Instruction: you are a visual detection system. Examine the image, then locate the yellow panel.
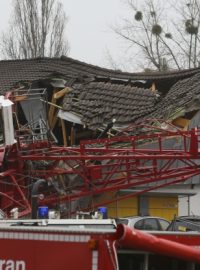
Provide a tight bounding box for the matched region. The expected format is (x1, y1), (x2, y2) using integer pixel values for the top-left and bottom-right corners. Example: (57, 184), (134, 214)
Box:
(149, 196), (177, 207)
(117, 207), (138, 217)
(107, 197), (138, 218)
(93, 192), (139, 218)
(172, 117), (190, 129)
(93, 192), (178, 220)
(107, 207), (117, 218)
(149, 209), (177, 221)
(149, 196), (178, 220)
(117, 197), (138, 207)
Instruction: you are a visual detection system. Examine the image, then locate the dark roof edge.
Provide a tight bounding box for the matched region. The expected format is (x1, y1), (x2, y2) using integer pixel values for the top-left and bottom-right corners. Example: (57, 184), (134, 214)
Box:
(1, 54), (200, 81)
(60, 56), (200, 80)
(0, 56), (60, 63)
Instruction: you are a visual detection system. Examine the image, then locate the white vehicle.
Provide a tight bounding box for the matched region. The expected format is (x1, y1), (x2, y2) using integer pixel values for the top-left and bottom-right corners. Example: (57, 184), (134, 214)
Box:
(115, 216), (170, 231)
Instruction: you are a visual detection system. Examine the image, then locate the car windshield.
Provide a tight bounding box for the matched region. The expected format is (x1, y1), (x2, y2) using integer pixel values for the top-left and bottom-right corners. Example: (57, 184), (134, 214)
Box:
(159, 219), (170, 230)
(167, 216), (200, 232)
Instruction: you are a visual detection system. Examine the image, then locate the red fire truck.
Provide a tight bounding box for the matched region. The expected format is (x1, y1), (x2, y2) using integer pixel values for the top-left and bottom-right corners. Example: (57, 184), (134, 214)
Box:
(0, 218), (200, 270)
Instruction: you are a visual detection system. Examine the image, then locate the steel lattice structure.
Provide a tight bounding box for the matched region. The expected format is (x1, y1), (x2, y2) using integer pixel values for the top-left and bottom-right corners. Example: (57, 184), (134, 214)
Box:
(1, 125), (200, 217)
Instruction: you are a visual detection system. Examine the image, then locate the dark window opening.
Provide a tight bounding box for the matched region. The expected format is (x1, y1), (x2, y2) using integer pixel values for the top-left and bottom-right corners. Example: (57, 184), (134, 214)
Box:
(118, 252), (200, 270)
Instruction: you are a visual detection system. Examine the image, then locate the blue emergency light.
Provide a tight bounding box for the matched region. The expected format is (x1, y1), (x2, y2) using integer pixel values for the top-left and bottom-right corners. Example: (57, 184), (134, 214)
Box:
(38, 206), (49, 219)
(98, 207), (108, 219)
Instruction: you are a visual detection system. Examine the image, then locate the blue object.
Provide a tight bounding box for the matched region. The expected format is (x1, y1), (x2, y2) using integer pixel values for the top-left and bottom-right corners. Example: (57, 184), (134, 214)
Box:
(38, 206), (49, 219)
(98, 207), (108, 219)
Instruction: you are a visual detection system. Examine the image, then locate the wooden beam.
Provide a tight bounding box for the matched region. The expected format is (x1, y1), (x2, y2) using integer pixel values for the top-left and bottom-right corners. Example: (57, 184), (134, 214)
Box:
(51, 113), (59, 131)
(41, 99), (63, 110)
(60, 118), (67, 146)
(53, 87), (72, 99)
(150, 82), (156, 93)
(13, 95), (28, 102)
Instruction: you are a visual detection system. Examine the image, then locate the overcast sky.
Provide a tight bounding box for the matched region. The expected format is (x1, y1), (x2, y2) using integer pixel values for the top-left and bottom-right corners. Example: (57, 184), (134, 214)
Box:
(63, 0), (129, 67)
(0, 0), (130, 69)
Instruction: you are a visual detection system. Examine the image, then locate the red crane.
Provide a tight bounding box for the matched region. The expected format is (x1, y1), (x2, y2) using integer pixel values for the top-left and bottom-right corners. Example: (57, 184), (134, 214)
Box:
(1, 91), (200, 217)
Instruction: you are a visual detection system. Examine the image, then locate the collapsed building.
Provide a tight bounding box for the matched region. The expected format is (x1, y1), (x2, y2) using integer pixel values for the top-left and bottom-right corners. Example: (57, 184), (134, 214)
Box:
(1, 55), (200, 219)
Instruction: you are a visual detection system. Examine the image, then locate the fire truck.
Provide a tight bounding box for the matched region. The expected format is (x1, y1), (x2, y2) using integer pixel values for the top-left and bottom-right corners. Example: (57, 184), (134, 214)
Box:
(0, 218), (200, 270)
(0, 90), (200, 268)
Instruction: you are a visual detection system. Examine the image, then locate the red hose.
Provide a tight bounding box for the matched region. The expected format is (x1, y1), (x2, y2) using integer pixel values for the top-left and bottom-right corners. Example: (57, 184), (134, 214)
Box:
(116, 224), (200, 263)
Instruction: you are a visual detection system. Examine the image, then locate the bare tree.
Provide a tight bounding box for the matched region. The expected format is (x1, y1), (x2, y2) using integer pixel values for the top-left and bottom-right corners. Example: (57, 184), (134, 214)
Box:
(113, 0), (200, 71)
(1, 0), (70, 59)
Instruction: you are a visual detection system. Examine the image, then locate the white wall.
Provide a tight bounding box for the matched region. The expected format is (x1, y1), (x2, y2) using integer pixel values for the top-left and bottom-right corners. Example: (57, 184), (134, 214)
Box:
(178, 185), (200, 216)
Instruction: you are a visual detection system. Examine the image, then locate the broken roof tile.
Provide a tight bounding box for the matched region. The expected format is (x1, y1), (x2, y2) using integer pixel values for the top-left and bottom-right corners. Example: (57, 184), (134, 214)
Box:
(62, 81), (158, 129)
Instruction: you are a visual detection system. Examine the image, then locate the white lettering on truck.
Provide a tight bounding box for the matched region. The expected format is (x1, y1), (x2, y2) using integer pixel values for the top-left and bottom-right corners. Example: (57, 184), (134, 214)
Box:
(0, 260), (26, 270)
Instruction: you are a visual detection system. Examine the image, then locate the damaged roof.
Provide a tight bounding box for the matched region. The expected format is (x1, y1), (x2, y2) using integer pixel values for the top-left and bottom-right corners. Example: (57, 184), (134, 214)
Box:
(62, 81), (158, 129)
(0, 55), (200, 93)
(1, 55), (200, 129)
(150, 72), (200, 120)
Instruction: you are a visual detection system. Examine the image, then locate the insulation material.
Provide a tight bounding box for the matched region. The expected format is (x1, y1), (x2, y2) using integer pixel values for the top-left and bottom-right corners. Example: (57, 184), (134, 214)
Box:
(20, 90), (47, 129)
(58, 110), (82, 125)
(0, 96), (15, 146)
